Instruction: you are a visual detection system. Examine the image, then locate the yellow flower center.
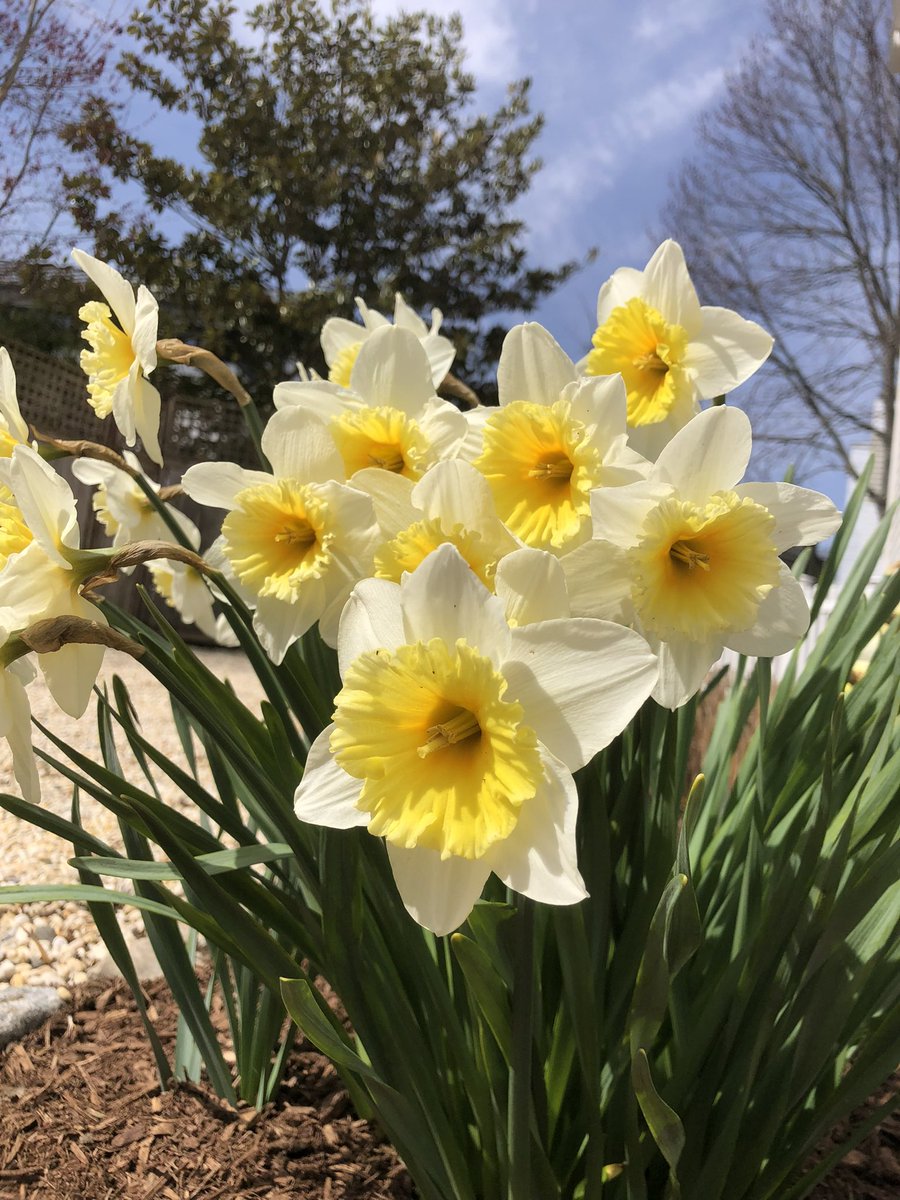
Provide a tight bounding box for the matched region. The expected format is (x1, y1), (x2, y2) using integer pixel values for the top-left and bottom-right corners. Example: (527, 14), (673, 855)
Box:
(374, 518), (498, 589)
(328, 341), (363, 388)
(222, 479), (333, 601)
(0, 486), (33, 570)
(331, 637), (544, 860)
(633, 493), (780, 640)
(587, 297), (689, 426)
(0, 428), (22, 458)
(78, 301), (136, 418)
(330, 405), (432, 480)
(474, 399), (600, 551)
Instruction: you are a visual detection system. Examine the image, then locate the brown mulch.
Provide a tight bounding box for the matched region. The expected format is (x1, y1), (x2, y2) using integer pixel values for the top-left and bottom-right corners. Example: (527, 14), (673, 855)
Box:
(0, 979), (897, 1200)
(0, 978), (413, 1200)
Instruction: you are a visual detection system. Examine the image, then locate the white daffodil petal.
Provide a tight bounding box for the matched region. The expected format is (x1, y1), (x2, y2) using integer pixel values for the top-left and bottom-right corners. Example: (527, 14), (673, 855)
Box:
(72, 249), (136, 335)
(321, 318), (366, 364)
(386, 843), (491, 936)
(0, 348), (30, 443)
(559, 539), (634, 622)
(261, 407), (344, 483)
(735, 483), (841, 551)
(641, 240), (703, 336)
(565, 373), (629, 440)
(725, 564), (811, 656)
(356, 298), (390, 331)
(40, 639), (106, 718)
(651, 636), (722, 710)
(273, 380), (355, 413)
(132, 373), (163, 466)
(497, 323), (576, 409)
(684, 307), (773, 399)
(625, 409), (698, 462)
(338, 578), (405, 676)
(590, 480), (673, 547)
(8, 446), (79, 564)
(485, 746), (586, 905)
(400, 543), (510, 664)
(505, 618), (658, 770)
(352, 468), (418, 532)
(654, 405), (752, 502)
(253, 583), (326, 664)
(181, 461), (272, 509)
(0, 670), (40, 802)
(420, 333), (456, 389)
(412, 459), (509, 540)
(596, 266), (644, 325)
(495, 548), (570, 626)
(350, 326), (435, 415)
(393, 294), (429, 338)
(416, 400), (468, 463)
(131, 286), (159, 374)
(457, 406), (491, 462)
(293, 725), (370, 829)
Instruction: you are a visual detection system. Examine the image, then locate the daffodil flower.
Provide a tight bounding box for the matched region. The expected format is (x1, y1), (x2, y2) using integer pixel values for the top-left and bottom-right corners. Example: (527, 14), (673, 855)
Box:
(146, 559), (237, 646)
(576, 406), (840, 708)
(72, 451), (199, 552)
(294, 544), (658, 934)
(0, 630), (40, 802)
(182, 406), (380, 661)
(72, 249), (164, 466)
(472, 323), (648, 554)
(0, 446), (107, 716)
(321, 293), (456, 390)
(584, 240), (773, 459)
(0, 348), (33, 458)
(356, 459), (520, 590)
(274, 326), (467, 482)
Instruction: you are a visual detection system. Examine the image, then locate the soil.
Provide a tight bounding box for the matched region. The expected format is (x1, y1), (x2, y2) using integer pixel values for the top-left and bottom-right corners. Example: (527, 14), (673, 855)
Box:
(1, 980), (896, 1200)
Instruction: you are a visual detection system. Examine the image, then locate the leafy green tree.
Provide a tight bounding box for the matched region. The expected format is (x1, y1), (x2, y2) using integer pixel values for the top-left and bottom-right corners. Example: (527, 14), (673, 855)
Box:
(65, 0), (577, 404)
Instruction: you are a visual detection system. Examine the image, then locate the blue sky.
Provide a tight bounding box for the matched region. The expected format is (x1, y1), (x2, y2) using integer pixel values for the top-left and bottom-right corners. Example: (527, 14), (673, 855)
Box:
(108, 0), (849, 504)
(365, 0), (769, 355)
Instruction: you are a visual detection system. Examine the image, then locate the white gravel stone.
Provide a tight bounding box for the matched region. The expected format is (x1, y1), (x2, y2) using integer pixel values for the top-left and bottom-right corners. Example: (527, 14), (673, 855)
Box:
(0, 648), (265, 989)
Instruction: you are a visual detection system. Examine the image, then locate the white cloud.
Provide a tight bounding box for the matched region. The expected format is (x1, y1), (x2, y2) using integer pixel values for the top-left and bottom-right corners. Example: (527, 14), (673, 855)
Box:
(369, 0), (522, 85)
(634, 0), (730, 44)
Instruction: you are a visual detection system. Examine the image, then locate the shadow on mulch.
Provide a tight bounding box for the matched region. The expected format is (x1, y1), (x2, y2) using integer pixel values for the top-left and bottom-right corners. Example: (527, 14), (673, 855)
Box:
(0, 978), (896, 1199)
(0, 978), (413, 1200)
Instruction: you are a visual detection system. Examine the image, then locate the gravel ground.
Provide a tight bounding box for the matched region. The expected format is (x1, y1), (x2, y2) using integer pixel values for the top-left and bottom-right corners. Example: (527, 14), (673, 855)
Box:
(0, 647), (265, 998)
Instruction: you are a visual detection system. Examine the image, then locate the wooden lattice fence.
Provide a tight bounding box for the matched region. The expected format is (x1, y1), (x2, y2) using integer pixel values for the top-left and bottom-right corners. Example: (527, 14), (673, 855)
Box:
(5, 338), (257, 638)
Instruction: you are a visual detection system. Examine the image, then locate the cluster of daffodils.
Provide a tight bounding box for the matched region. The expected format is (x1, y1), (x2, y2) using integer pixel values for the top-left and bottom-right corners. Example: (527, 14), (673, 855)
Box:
(0, 240), (841, 935)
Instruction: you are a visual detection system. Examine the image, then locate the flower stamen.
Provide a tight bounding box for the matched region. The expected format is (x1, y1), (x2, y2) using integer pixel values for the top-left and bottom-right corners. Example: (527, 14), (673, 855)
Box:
(669, 540), (710, 571)
(418, 707), (481, 757)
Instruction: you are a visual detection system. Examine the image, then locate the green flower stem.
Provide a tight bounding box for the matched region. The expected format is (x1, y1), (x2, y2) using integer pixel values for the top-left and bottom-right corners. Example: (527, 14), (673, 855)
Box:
(508, 892), (535, 1200)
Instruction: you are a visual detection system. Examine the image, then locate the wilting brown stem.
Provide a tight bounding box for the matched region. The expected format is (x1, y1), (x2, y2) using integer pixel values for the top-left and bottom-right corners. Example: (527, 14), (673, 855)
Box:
(439, 372), (480, 410)
(31, 431), (139, 476)
(157, 484), (183, 502)
(18, 617), (145, 660)
(156, 338), (253, 408)
(81, 540), (213, 593)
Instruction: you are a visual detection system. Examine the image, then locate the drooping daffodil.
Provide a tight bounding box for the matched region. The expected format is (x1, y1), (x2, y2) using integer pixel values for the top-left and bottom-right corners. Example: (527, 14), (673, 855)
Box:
(0, 348), (32, 458)
(72, 451), (198, 551)
(573, 405), (841, 709)
(182, 405), (380, 662)
(471, 323), (648, 554)
(72, 249), (164, 466)
(0, 624), (41, 802)
(146, 558), (238, 646)
(274, 326), (467, 482)
(584, 240), (773, 459)
(320, 293), (456, 390)
(294, 544), (659, 934)
(0, 445), (108, 716)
